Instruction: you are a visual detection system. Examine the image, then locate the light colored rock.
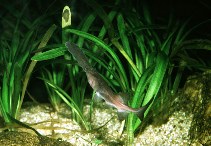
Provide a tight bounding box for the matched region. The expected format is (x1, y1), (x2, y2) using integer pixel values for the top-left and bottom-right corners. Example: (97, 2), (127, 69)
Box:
(135, 71), (211, 146)
(19, 102), (125, 145)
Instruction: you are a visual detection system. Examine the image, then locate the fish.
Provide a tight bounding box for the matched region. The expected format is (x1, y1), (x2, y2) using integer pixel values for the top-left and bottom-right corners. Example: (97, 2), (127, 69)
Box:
(65, 42), (153, 120)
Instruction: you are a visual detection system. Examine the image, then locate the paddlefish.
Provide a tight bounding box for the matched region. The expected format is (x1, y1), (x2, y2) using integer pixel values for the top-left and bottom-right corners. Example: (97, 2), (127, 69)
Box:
(65, 42), (153, 120)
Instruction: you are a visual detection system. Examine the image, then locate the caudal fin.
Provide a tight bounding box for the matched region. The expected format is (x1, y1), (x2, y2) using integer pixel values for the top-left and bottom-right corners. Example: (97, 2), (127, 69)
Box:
(136, 98), (154, 121)
(116, 98), (154, 121)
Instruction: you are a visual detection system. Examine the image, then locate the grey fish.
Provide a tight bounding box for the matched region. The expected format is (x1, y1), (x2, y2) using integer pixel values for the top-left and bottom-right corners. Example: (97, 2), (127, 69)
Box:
(65, 42), (153, 120)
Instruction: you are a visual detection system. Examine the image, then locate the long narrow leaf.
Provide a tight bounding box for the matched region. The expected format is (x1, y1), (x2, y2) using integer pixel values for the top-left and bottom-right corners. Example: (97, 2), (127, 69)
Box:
(31, 47), (66, 61)
(39, 77), (90, 131)
(143, 52), (169, 105)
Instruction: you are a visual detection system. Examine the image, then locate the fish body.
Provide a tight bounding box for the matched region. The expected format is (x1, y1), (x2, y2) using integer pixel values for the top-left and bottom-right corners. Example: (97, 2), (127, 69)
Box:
(65, 42), (153, 120)
(65, 42), (92, 72)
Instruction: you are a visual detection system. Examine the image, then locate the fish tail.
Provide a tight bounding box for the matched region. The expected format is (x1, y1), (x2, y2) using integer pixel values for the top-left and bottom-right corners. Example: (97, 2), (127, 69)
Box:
(136, 107), (147, 121)
(65, 42), (93, 71)
(136, 97), (154, 121)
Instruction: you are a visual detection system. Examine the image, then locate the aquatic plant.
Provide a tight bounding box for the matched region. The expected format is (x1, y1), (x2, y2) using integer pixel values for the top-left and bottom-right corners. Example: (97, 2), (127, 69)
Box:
(33, 6), (91, 130)
(40, 65), (65, 111)
(31, 1), (211, 145)
(0, 3), (56, 126)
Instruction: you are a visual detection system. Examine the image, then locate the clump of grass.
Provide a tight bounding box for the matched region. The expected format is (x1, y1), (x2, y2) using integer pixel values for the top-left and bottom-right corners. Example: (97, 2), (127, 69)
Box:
(33, 5), (91, 130)
(0, 3), (56, 127)
(41, 65), (65, 111)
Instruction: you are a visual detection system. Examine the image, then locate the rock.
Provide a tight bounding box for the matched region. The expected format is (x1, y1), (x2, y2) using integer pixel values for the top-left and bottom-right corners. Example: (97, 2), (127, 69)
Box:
(0, 131), (72, 146)
(135, 71), (211, 145)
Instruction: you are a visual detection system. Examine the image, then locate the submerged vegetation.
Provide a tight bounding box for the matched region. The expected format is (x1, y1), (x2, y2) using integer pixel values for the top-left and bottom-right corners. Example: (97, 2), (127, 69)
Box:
(0, 0), (211, 145)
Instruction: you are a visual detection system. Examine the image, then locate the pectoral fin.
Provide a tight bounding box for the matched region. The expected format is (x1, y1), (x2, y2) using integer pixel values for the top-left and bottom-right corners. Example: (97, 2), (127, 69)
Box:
(117, 111), (129, 121)
(93, 92), (104, 103)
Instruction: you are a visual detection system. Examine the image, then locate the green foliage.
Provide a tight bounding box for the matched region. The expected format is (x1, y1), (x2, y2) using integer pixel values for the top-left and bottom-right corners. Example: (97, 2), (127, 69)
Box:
(38, 77), (90, 130)
(41, 66), (64, 111)
(31, 2), (211, 145)
(0, 4), (56, 125)
(0, 21), (36, 123)
(3, 1), (210, 145)
(31, 46), (66, 61)
(32, 5), (91, 129)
